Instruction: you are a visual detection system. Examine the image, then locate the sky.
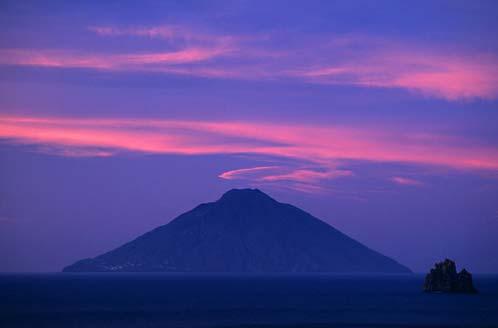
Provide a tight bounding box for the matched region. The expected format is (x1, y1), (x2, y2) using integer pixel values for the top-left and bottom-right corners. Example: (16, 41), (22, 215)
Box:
(1, 0), (498, 273)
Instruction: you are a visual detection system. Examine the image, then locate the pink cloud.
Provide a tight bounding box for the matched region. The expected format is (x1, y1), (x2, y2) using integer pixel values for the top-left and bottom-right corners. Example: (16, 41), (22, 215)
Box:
(2, 114), (498, 192)
(391, 176), (424, 186)
(0, 47), (233, 70)
(2, 114), (498, 166)
(219, 166), (353, 194)
(260, 168), (353, 183)
(2, 27), (497, 100)
(297, 50), (498, 101)
(35, 146), (114, 158)
(279, 182), (328, 194)
(218, 166), (279, 180)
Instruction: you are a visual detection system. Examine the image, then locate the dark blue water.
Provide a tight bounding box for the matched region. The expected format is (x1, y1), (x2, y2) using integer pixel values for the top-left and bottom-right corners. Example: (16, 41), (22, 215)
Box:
(1, 274), (497, 327)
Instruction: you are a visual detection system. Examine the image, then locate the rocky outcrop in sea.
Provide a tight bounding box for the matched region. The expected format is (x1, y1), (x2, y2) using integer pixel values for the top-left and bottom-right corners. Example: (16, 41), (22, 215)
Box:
(423, 259), (477, 293)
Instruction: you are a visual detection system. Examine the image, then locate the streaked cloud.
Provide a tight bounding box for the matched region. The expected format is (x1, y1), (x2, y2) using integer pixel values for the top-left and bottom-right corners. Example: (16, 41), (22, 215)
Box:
(88, 25), (242, 44)
(260, 168), (353, 183)
(218, 166), (353, 193)
(1, 25), (497, 100)
(1, 115), (498, 192)
(218, 166), (280, 180)
(0, 47), (233, 70)
(297, 45), (498, 101)
(390, 176), (424, 186)
(88, 25), (196, 40)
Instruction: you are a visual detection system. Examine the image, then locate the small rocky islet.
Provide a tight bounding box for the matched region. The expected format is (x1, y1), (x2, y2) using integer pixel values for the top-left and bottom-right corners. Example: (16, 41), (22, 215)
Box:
(423, 259), (477, 294)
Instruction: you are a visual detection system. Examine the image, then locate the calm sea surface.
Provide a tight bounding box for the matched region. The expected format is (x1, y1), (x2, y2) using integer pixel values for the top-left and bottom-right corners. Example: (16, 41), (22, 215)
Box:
(1, 273), (497, 327)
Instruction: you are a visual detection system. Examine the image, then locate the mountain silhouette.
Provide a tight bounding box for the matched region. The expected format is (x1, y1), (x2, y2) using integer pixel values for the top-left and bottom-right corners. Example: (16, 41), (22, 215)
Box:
(63, 189), (411, 273)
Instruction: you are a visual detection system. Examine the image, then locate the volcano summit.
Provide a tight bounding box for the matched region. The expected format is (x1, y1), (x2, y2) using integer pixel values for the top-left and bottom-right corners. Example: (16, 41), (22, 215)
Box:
(64, 189), (410, 273)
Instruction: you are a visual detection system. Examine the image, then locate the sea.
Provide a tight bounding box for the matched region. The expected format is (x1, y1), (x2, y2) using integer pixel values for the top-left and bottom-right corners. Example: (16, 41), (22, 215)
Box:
(1, 273), (497, 327)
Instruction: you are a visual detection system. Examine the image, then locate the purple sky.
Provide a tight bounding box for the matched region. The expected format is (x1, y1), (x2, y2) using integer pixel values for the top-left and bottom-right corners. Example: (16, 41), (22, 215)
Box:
(1, 0), (498, 273)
